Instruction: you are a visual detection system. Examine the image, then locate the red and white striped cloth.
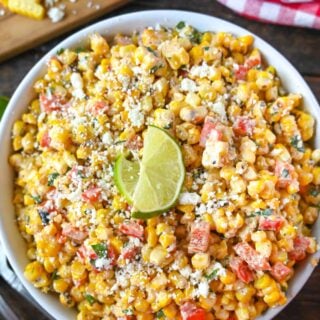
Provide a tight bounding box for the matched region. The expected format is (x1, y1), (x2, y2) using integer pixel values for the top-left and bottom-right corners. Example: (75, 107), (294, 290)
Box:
(217, 0), (320, 29)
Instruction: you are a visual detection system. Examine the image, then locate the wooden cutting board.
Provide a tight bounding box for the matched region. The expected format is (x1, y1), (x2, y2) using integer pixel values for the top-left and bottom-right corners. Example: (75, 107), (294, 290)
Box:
(0, 0), (129, 63)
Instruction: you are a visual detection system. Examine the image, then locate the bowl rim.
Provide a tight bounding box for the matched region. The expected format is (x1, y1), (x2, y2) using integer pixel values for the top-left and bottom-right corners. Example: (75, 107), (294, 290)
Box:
(0, 9), (319, 320)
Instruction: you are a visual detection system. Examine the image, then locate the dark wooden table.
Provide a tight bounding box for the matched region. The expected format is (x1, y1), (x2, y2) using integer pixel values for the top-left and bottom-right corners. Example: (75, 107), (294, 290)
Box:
(0, 1), (319, 319)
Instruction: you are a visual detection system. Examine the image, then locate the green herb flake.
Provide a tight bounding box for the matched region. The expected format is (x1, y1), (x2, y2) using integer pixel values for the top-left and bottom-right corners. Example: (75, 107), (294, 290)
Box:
(56, 48), (65, 55)
(176, 21), (186, 29)
(31, 195), (42, 204)
(75, 47), (85, 53)
(205, 269), (219, 281)
(309, 188), (320, 197)
(146, 46), (156, 54)
(290, 135), (305, 153)
(150, 64), (163, 74)
(248, 208), (273, 218)
(91, 243), (107, 258)
(156, 309), (165, 318)
(281, 168), (290, 178)
(84, 294), (96, 305)
(204, 46), (210, 51)
(51, 270), (59, 280)
(190, 30), (202, 44)
(123, 308), (134, 315)
(48, 172), (59, 186)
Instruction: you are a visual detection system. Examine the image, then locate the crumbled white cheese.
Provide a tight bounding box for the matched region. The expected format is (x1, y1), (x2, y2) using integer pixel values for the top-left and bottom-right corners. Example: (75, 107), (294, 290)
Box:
(128, 109), (144, 127)
(47, 7), (65, 23)
(102, 132), (113, 145)
(212, 262), (227, 277)
(194, 280), (209, 298)
(180, 78), (197, 92)
(95, 257), (112, 270)
(70, 72), (85, 99)
(210, 101), (227, 122)
(179, 192), (201, 205)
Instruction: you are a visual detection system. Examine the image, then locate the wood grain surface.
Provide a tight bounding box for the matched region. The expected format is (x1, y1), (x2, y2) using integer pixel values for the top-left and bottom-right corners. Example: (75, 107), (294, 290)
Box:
(0, 0), (129, 62)
(0, 1), (319, 320)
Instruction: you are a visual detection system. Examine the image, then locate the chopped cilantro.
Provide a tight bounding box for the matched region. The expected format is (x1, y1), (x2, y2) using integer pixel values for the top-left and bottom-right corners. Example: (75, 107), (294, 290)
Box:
(150, 64), (163, 74)
(163, 123), (172, 129)
(309, 188), (320, 197)
(248, 208), (273, 218)
(190, 30), (202, 44)
(48, 172), (59, 186)
(115, 140), (126, 145)
(91, 243), (107, 258)
(123, 308), (134, 315)
(146, 46), (156, 54)
(290, 135), (305, 153)
(31, 195), (42, 204)
(176, 21), (186, 29)
(156, 309), (165, 318)
(56, 48), (65, 55)
(205, 269), (219, 281)
(84, 293), (96, 305)
(51, 270), (59, 280)
(204, 46), (210, 51)
(281, 168), (290, 178)
(38, 210), (50, 225)
(75, 47), (85, 53)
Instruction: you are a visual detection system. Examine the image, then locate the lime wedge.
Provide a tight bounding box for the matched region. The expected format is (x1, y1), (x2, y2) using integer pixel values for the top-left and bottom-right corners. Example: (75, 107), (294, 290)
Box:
(114, 155), (140, 203)
(114, 126), (185, 219)
(0, 96), (9, 119)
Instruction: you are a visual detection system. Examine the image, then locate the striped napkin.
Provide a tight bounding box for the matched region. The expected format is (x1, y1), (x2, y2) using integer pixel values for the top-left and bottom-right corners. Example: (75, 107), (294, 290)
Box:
(217, 0), (320, 29)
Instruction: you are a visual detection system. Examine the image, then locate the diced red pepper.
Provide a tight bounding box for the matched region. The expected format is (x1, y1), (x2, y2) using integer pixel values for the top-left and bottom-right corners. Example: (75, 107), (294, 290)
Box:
(121, 246), (140, 260)
(259, 217), (284, 232)
(82, 187), (101, 203)
(40, 130), (51, 148)
(200, 117), (222, 147)
(91, 100), (109, 115)
(180, 302), (206, 320)
(119, 221), (144, 241)
(235, 65), (248, 81)
(275, 161), (296, 188)
(232, 116), (255, 136)
(188, 221), (210, 254)
(234, 242), (271, 271)
(270, 262), (292, 282)
(245, 49), (262, 69)
(40, 93), (67, 113)
(229, 257), (254, 283)
(288, 236), (310, 262)
(62, 224), (88, 243)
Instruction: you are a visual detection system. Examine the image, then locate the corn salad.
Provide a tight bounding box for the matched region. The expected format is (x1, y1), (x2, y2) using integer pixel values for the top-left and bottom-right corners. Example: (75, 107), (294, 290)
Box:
(10, 22), (319, 320)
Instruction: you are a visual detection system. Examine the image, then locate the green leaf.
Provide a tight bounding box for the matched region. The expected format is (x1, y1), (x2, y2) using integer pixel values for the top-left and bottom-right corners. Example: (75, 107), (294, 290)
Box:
(156, 309), (165, 318)
(123, 308), (133, 315)
(205, 269), (219, 281)
(150, 64), (163, 74)
(309, 188), (320, 197)
(31, 195), (42, 204)
(176, 21), (186, 30)
(48, 172), (59, 186)
(84, 293), (96, 305)
(75, 47), (85, 53)
(290, 135), (305, 153)
(56, 48), (65, 55)
(0, 96), (9, 120)
(190, 30), (202, 44)
(248, 208), (273, 218)
(91, 243), (107, 258)
(51, 270), (59, 280)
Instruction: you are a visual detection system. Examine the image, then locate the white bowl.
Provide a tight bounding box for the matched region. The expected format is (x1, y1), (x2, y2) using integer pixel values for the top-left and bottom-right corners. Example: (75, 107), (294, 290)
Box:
(0, 10), (319, 320)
